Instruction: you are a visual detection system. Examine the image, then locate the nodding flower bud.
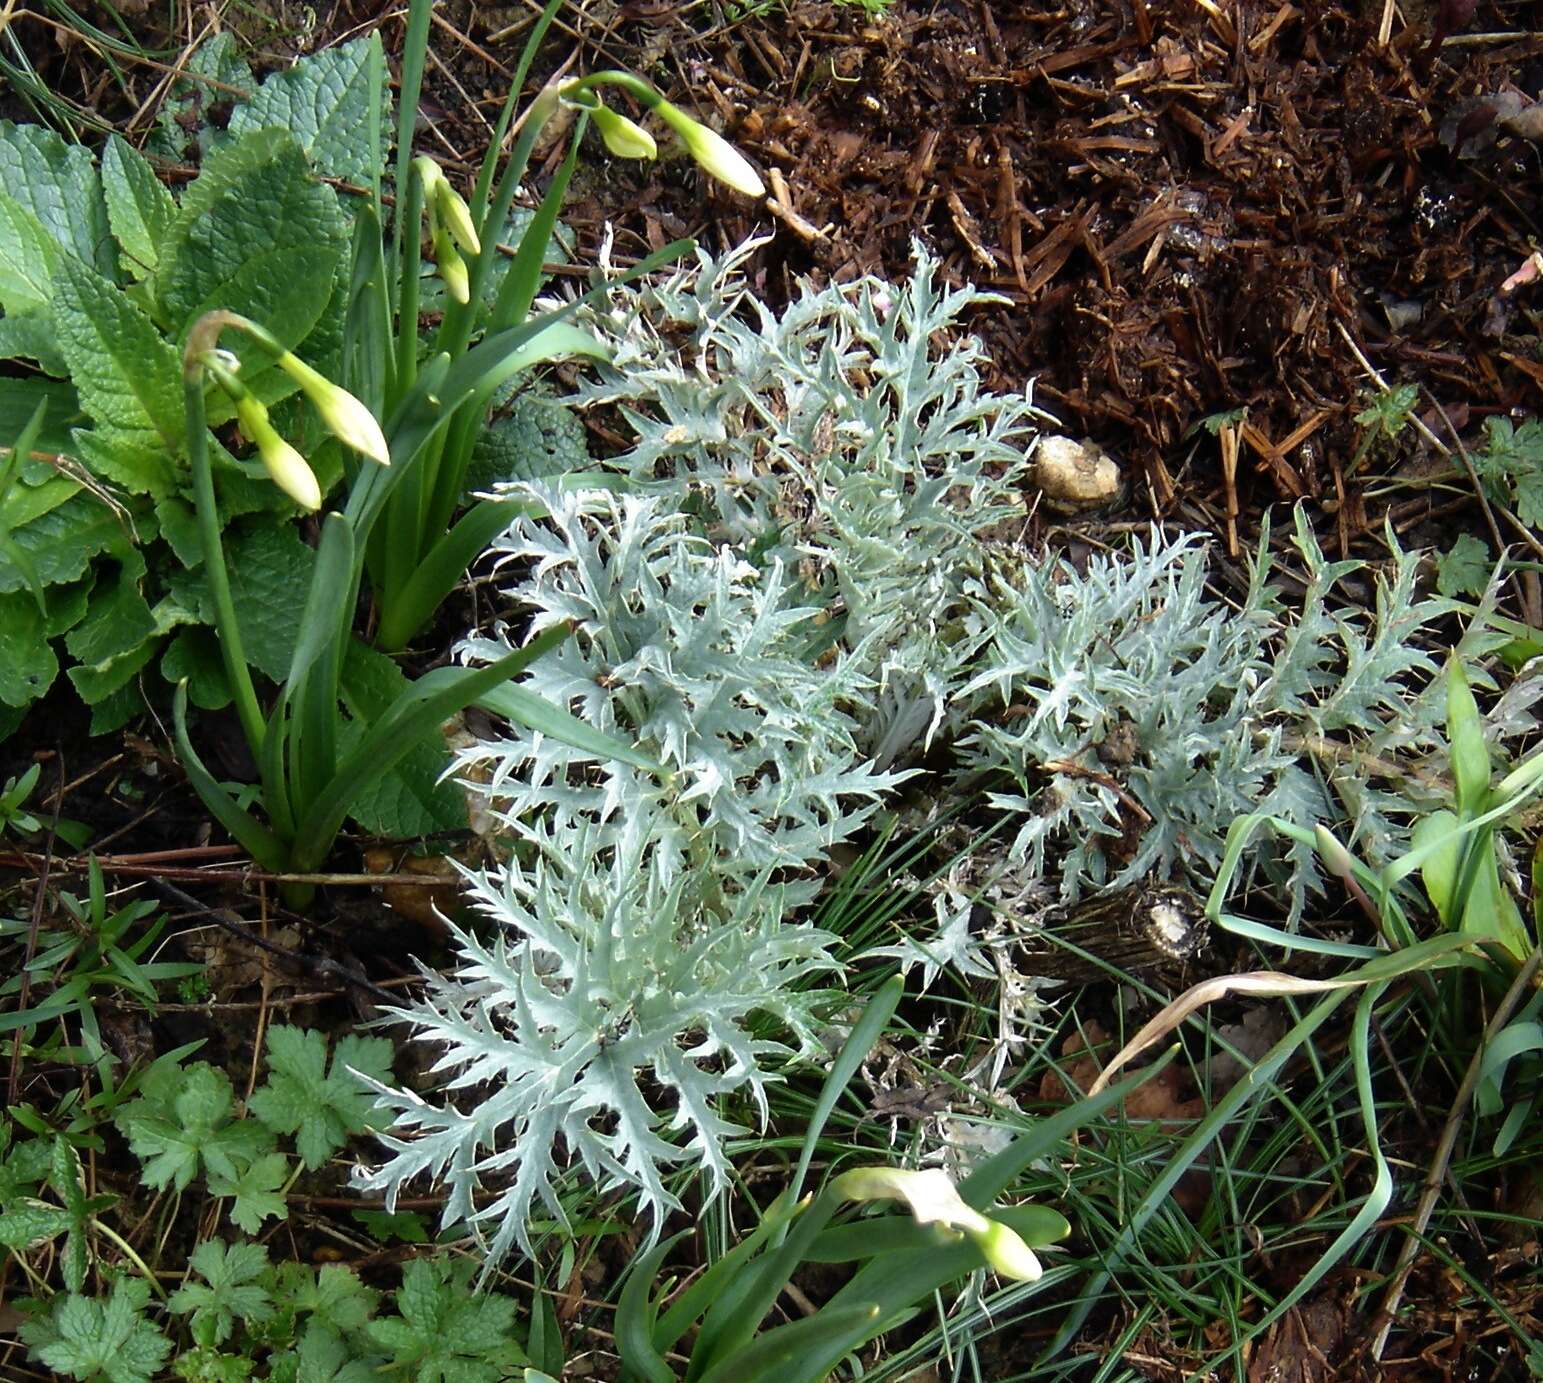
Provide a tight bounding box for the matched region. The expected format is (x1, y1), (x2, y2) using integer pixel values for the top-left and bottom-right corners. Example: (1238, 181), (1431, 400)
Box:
(415, 155), (480, 256)
(589, 103), (658, 161)
(433, 228), (470, 305)
(831, 1166), (1042, 1282)
(651, 100), (765, 197)
(273, 351), (390, 468)
(232, 393), (321, 512)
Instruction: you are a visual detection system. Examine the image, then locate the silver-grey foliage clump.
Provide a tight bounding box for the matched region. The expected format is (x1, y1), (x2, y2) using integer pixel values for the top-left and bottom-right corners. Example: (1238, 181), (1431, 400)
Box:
(360, 238), (1503, 1266)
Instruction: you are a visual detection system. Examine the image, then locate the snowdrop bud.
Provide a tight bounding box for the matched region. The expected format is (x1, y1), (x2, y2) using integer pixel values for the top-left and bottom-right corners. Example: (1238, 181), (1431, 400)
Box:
(962, 1219), (1043, 1283)
(233, 394), (320, 512)
(652, 100), (765, 197)
(833, 1166), (990, 1232)
(437, 184), (482, 256)
(832, 1165), (1042, 1280)
(274, 352), (390, 467)
(433, 228), (471, 305)
(591, 104), (658, 161)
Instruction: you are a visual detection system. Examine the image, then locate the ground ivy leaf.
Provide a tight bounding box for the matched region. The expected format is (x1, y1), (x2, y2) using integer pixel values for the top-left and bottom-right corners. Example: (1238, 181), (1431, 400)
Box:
(249, 1026), (394, 1171)
(168, 1239), (273, 1347)
(227, 37), (390, 187)
(101, 135), (177, 281)
(154, 128), (346, 354)
(0, 121), (113, 274)
(208, 1151), (290, 1233)
(53, 256), (183, 453)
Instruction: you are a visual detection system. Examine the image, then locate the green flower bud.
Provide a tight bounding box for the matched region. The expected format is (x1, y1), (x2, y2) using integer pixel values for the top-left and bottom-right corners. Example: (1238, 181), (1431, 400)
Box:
(233, 394), (320, 512)
(962, 1219), (1043, 1283)
(832, 1165), (1042, 1281)
(590, 104), (658, 161)
(652, 100), (765, 197)
(433, 228), (471, 305)
(273, 352), (390, 467)
(415, 156), (481, 256)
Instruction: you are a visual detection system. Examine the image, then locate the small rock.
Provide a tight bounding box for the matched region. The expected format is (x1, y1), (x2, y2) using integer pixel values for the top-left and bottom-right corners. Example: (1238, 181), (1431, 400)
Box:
(1031, 435), (1125, 514)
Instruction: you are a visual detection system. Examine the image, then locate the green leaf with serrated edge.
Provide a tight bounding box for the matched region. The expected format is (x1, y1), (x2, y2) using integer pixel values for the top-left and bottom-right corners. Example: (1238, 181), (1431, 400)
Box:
(102, 135), (177, 280)
(168, 521), (317, 681)
(173, 1345), (255, 1382)
(0, 122), (112, 273)
(155, 494), (203, 568)
(67, 638), (158, 706)
(65, 549), (156, 668)
(228, 37), (391, 186)
(169, 1240), (272, 1347)
(0, 309), (68, 376)
(6, 471), (81, 527)
(0, 590), (57, 707)
(87, 680), (145, 735)
(0, 193), (62, 313)
(69, 426), (179, 499)
(0, 490), (126, 593)
(1435, 532), (1491, 598)
(155, 129), (347, 352)
(147, 33), (254, 162)
(248, 1025), (394, 1170)
(210, 1151), (290, 1232)
(173, 683), (287, 869)
(163, 630), (233, 709)
(44, 579), (92, 638)
(114, 1059), (276, 1191)
(367, 1258), (522, 1380)
(274, 1262), (379, 1335)
(336, 641), (465, 836)
(54, 255), (183, 451)
(20, 1279), (171, 1383)
(349, 1209), (428, 1243)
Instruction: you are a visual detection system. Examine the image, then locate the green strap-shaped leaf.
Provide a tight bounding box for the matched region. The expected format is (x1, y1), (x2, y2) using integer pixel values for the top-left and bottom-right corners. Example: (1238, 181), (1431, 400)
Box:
(374, 497), (536, 652)
(614, 1231), (689, 1383)
(287, 513), (356, 822)
(290, 620), (574, 870)
(473, 682), (663, 776)
(173, 682), (287, 871)
(695, 1304), (882, 1383)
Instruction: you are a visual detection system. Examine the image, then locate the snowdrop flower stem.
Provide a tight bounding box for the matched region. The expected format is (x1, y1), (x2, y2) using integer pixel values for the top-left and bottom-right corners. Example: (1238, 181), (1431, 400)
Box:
(559, 70), (765, 197)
